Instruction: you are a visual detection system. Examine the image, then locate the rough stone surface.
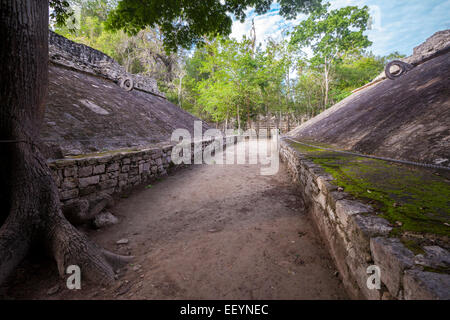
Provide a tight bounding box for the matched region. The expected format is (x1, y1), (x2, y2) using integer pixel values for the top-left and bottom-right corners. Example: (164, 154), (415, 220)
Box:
(415, 246), (450, 269)
(370, 237), (415, 297)
(78, 175), (100, 188)
(93, 211), (119, 228)
(403, 269), (450, 300)
(116, 239), (129, 245)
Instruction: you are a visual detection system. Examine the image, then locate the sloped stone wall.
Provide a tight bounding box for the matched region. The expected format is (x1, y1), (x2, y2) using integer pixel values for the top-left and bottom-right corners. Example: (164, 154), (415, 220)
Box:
(49, 31), (164, 97)
(280, 139), (450, 300)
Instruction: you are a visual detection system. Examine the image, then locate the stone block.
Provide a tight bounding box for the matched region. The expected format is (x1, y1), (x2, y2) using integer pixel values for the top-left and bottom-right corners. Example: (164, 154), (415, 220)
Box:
(106, 162), (120, 172)
(79, 175), (100, 188)
(349, 215), (393, 262)
(60, 188), (79, 201)
(100, 179), (117, 190)
(79, 185), (96, 196)
(64, 166), (78, 177)
(370, 237), (415, 297)
(404, 269), (450, 300)
(414, 246), (450, 269)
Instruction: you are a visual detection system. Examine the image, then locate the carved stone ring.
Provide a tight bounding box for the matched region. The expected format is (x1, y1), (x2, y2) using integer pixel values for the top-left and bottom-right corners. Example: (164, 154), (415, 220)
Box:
(119, 77), (134, 91)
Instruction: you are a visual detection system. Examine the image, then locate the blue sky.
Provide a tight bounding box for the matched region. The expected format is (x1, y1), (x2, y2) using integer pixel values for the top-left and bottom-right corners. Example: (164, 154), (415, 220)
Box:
(230, 0), (450, 56)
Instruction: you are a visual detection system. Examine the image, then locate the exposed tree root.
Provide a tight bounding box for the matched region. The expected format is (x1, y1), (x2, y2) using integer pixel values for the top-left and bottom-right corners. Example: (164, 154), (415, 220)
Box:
(0, 0), (132, 289)
(0, 144), (132, 287)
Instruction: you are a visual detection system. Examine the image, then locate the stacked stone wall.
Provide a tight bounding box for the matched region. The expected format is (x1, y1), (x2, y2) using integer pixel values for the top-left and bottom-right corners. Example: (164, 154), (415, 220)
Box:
(49, 137), (236, 208)
(280, 139), (450, 300)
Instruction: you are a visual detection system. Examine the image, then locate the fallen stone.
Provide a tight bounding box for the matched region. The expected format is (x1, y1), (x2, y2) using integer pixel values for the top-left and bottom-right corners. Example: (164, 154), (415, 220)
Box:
(335, 199), (373, 228)
(93, 211), (119, 228)
(88, 194), (114, 219)
(116, 238), (129, 245)
(414, 246), (450, 269)
(132, 264), (142, 271)
(370, 237), (415, 297)
(351, 215), (393, 237)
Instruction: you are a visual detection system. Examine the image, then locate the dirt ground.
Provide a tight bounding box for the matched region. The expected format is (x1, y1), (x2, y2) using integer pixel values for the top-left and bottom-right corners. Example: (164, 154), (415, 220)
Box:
(1, 141), (347, 300)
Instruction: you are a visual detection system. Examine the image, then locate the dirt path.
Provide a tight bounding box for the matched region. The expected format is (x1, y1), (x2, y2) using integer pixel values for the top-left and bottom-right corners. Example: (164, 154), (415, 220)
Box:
(2, 141), (347, 299)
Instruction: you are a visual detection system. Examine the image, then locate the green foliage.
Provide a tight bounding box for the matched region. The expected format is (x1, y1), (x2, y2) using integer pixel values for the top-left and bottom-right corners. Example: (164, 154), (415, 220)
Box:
(290, 3), (372, 109)
(50, 0), (76, 30)
(290, 3), (372, 61)
(104, 0), (322, 51)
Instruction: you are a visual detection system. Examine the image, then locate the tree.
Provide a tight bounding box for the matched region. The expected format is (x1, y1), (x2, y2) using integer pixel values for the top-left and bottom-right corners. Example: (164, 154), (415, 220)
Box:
(0, 0), (134, 287)
(0, 0), (322, 286)
(290, 3), (371, 109)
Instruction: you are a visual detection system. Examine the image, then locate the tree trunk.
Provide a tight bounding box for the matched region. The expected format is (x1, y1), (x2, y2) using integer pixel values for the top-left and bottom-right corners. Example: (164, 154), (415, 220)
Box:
(178, 74), (183, 107)
(237, 105), (241, 131)
(323, 58), (329, 110)
(225, 108), (229, 131)
(0, 0), (131, 286)
(287, 112), (290, 132)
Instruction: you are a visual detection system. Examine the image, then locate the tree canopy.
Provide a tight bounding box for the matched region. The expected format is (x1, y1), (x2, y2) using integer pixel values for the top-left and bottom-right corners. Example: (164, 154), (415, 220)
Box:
(51, 0), (323, 51)
(289, 3), (372, 108)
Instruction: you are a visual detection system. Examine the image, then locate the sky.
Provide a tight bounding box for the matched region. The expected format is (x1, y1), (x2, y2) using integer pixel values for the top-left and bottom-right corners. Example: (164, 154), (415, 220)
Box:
(230, 0), (450, 57)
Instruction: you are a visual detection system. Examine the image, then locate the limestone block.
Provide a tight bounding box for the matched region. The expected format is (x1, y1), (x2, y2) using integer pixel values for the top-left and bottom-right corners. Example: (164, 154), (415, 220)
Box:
(335, 199), (372, 228)
(64, 166), (78, 177)
(414, 246), (450, 269)
(78, 165), (93, 177)
(79, 175), (100, 188)
(93, 164), (105, 174)
(62, 177), (77, 190)
(349, 215), (392, 262)
(106, 162), (120, 172)
(100, 179), (117, 190)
